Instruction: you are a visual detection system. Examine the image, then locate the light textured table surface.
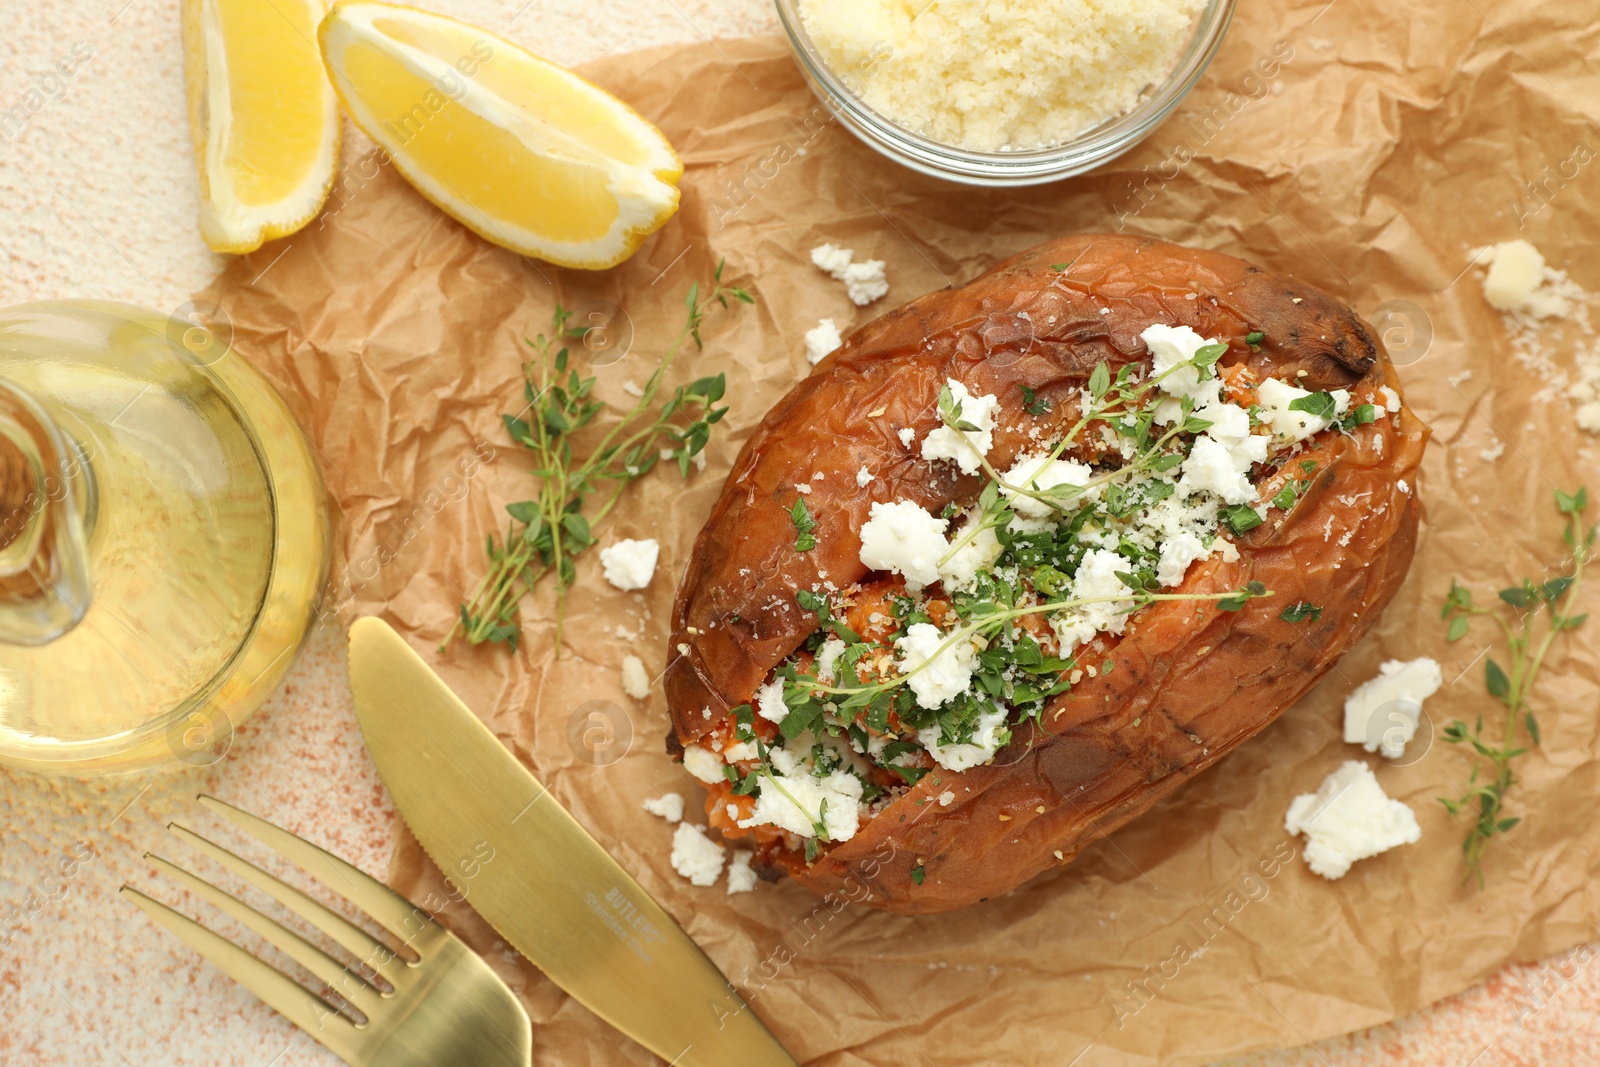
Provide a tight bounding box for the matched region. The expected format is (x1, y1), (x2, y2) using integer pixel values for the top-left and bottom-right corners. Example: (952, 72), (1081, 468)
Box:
(1, 1), (1597, 1064)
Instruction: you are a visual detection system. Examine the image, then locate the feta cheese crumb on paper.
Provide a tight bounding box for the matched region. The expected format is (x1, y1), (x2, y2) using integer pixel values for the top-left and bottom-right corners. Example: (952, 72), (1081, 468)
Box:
(621, 379), (644, 398)
(620, 654), (651, 700)
(895, 621), (978, 710)
(681, 743), (724, 784)
(810, 243), (889, 306)
(805, 318), (843, 365)
(809, 242), (853, 277)
(726, 850), (758, 894)
(641, 792), (684, 823)
(856, 465), (874, 487)
(1284, 760), (1420, 880)
(921, 379), (999, 474)
(897, 426), (916, 447)
(599, 538), (659, 591)
(670, 823), (725, 886)
(859, 499), (949, 589)
(1342, 657), (1443, 759)
(1480, 439), (1506, 463)
(1475, 239), (1570, 318)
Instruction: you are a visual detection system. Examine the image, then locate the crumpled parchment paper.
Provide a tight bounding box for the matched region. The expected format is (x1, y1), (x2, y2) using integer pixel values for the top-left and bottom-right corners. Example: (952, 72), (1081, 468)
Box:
(197, 2), (1600, 1061)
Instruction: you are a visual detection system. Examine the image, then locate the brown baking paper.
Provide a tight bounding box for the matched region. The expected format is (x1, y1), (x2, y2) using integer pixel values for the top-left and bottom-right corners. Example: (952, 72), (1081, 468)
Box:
(197, 2), (1600, 1061)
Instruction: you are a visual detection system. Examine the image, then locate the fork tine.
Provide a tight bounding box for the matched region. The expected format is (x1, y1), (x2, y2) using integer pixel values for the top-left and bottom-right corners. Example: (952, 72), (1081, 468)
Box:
(120, 886), (358, 1061)
(168, 821), (406, 986)
(198, 795), (433, 947)
(143, 852), (383, 1018)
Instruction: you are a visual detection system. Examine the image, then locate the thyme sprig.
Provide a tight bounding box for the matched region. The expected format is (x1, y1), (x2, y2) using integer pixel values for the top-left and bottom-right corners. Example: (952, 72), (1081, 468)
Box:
(446, 263), (753, 653)
(1438, 487), (1594, 887)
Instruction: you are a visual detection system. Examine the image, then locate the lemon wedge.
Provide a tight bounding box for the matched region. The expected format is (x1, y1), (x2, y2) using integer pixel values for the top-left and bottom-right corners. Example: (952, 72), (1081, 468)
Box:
(317, 2), (682, 270)
(182, 0), (341, 254)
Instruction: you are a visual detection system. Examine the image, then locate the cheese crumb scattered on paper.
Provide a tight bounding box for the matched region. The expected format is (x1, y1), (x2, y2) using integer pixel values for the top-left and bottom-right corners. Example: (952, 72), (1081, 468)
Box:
(1341, 657), (1442, 759)
(810, 243), (888, 305)
(1284, 761), (1420, 880)
(670, 823), (725, 886)
(599, 538), (659, 591)
(726, 850), (758, 894)
(620, 654), (651, 700)
(642, 793), (684, 823)
(805, 317), (843, 364)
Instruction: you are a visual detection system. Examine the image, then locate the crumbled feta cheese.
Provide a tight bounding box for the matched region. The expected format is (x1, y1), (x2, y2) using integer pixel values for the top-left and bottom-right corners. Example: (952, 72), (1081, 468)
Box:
(1156, 530), (1208, 587)
(938, 790), (956, 807)
(642, 793), (684, 823)
(1477, 239), (1569, 318)
(620, 655), (651, 700)
(1342, 658), (1443, 759)
(726, 850), (758, 894)
(621, 379), (644, 397)
(842, 260), (889, 305)
(1050, 548), (1136, 654)
(670, 823), (726, 886)
(859, 500), (949, 589)
(805, 318), (843, 365)
(1178, 434), (1256, 505)
(681, 744), (724, 784)
(937, 513), (1003, 593)
(810, 242), (854, 277)
(1377, 385), (1402, 414)
(1284, 761), (1420, 879)
(897, 427), (916, 447)
(921, 380), (999, 474)
(999, 452), (1093, 518)
(722, 740), (758, 763)
(1257, 378), (1337, 442)
(816, 637), (847, 683)
(738, 749), (863, 841)
(599, 538), (659, 591)
(1140, 324), (1209, 397)
(756, 677), (789, 724)
(810, 243), (888, 305)
(855, 466), (874, 488)
(895, 622), (978, 709)
(922, 703), (1009, 771)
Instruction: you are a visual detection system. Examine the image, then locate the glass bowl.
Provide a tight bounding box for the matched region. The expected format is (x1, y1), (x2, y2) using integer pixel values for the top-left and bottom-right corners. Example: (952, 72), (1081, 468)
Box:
(774, 0), (1238, 186)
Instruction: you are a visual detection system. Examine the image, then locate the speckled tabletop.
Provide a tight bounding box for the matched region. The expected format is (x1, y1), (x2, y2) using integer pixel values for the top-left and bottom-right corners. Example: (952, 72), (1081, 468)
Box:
(1, 1), (1597, 1065)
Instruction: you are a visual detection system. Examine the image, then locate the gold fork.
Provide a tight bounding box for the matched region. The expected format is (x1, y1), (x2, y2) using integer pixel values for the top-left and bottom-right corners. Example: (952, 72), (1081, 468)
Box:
(122, 795), (531, 1067)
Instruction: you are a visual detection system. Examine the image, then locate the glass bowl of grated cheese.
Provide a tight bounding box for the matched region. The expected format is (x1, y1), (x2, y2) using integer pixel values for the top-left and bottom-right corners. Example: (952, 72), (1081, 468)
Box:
(775, 0), (1237, 186)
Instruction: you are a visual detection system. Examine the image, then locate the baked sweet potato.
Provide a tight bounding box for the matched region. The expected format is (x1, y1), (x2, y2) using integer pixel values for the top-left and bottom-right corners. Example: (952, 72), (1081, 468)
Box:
(665, 233), (1428, 914)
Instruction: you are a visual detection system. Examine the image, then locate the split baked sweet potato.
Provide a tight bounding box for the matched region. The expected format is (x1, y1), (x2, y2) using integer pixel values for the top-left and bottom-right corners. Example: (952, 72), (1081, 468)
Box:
(665, 233), (1428, 914)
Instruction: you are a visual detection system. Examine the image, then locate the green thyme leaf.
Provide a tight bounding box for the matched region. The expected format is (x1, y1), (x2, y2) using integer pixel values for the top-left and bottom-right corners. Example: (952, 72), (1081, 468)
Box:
(791, 497), (818, 552)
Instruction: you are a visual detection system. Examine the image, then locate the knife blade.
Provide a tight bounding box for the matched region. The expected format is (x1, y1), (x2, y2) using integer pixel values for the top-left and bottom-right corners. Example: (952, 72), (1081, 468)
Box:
(347, 617), (797, 1067)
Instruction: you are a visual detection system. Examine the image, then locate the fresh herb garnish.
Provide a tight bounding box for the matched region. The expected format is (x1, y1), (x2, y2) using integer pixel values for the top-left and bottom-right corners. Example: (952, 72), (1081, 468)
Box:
(1287, 391), (1337, 420)
(910, 863), (925, 884)
(1222, 503), (1264, 534)
(447, 265), (751, 652)
(1279, 601), (1322, 623)
(791, 497), (818, 551)
(1437, 487), (1593, 887)
(1244, 330), (1265, 346)
(1019, 384), (1051, 416)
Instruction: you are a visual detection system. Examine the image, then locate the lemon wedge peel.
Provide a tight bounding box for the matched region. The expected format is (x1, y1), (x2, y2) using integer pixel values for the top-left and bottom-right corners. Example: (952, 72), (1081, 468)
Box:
(317, 2), (681, 271)
(182, 0), (341, 254)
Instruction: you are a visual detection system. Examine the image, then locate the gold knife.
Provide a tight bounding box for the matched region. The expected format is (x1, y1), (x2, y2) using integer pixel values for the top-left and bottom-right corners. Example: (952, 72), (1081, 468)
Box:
(347, 617), (797, 1067)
